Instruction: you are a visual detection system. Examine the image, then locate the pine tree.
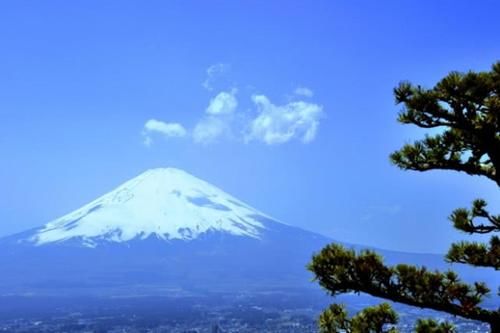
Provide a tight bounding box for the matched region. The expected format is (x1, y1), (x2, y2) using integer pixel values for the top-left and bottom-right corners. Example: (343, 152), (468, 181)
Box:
(309, 62), (500, 332)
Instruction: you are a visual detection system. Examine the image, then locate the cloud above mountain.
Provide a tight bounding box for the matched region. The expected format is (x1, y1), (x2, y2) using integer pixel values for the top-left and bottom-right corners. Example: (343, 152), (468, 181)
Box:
(205, 90), (238, 116)
(142, 119), (187, 146)
(246, 95), (323, 144)
(193, 89), (238, 144)
(142, 65), (324, 146)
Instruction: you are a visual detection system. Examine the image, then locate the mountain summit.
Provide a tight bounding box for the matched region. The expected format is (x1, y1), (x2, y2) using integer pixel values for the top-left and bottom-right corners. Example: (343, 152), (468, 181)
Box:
(0, 168), (333, 295)
(31, 168), (270, 247)
(1, 168), (473, 296)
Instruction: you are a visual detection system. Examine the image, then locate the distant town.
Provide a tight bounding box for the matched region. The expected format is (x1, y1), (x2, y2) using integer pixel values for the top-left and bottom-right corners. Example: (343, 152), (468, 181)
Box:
(0, 295), (489, 333)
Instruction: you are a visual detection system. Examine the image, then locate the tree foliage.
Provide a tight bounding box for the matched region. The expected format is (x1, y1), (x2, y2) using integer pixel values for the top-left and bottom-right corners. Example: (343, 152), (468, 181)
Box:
(309, 62), (500, 332)
(319, 303), (398, 333)
(390, 63), (500, 185)
(414, 319), (455, 333)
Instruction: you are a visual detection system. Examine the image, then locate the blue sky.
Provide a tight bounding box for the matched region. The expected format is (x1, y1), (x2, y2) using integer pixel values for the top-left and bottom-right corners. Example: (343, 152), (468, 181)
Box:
(1, 1), (499, 253)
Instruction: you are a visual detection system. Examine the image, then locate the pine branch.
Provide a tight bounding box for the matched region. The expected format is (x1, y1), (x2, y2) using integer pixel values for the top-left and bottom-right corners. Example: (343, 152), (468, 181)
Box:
(446, 236), (500, 270)
(319, 304), (352, 333)
(309, 244), (499, 326)
(391, 63), (500, 186)
(449, 200), (500, 235)
(414, 319), (456, 333)
(311, 62), (500, 333)
(319, 303), (399, 333)
(390, 135), (497, 184)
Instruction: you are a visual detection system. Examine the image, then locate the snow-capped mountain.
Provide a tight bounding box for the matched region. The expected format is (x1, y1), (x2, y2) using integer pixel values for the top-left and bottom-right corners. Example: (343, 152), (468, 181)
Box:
(30, 168), (271, 247)
(0, 168), (333, 295)
(0, 168), (490, 296)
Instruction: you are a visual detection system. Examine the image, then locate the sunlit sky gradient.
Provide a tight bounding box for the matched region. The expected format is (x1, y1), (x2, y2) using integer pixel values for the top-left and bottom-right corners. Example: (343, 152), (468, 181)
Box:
(1, 1), (499, 253)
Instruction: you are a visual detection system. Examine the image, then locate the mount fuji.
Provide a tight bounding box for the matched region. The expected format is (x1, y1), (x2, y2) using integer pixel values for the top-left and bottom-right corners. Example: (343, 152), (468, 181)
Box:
(0, 168), (490, 296)
(0, 168), (334, 295)
(28, 168), (278, 247)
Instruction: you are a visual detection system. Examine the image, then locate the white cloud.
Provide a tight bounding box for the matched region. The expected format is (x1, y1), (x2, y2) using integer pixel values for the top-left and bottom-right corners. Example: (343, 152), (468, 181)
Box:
(142, 119), (187, 145)
(144, 119), (187, 137)
(142, 67), (324, 147)
(246, 95), (323, 145)
(294, 87), (314, 97)
(202, 63), (230, 91)
(193, 117), (227, 144)
(206, 90), (237, 115)
(192, 89), (238, 144)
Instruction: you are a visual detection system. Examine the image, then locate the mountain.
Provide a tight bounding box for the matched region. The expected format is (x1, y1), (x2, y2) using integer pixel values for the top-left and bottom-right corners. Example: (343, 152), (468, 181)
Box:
(0, 168), (493, 296)
(26, 168), (276, 247)
(0, 168), (333, 295)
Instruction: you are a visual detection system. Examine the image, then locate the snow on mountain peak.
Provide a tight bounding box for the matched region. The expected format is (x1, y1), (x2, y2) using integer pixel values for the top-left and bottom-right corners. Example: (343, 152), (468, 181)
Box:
(31, 168), (270, 247)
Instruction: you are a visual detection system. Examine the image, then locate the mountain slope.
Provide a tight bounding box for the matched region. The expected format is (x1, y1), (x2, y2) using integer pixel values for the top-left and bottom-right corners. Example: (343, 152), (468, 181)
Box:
(0, 168), (332, 294)
(0, 168), (494, 297)
(28, 168), (271, 247)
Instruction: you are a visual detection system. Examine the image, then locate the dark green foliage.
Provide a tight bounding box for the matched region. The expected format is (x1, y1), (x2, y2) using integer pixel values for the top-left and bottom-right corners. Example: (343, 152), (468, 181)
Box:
(390, 63), (500, 186)
(319, 303), (398, 333)
(310, 62), (499, 332)
(319, 304), (350, 332)
(309, 244), (493, 323)
(449, 200), (499, 235)
(447, 236), (500, 270)
(446, 199), (500, 270)
(414, 319), (455, 333)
